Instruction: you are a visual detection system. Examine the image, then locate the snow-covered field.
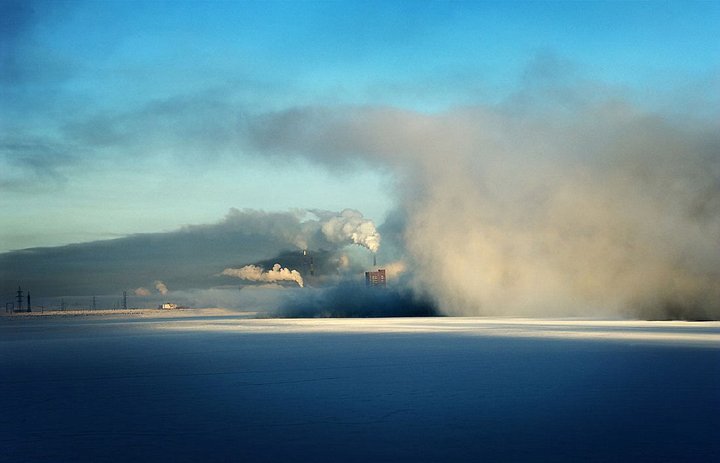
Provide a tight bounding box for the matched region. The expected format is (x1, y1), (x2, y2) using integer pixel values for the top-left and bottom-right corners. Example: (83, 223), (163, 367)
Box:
(1, 310), (719, 462)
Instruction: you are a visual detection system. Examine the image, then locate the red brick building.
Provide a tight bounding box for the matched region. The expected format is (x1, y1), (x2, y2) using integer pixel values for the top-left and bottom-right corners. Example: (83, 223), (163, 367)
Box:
(365, 269), (386, 288)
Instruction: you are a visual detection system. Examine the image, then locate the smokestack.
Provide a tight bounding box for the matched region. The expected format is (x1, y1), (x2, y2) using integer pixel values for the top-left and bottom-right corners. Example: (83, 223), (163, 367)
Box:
(373, 254), (377, 267)
(303, 250), (314, 277)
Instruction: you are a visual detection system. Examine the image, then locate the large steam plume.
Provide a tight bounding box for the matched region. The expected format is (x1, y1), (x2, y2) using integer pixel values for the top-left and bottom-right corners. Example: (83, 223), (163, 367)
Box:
(245, 91), (720, 319)
(222, 263), (304, 287)
(312, 209), (381, 253)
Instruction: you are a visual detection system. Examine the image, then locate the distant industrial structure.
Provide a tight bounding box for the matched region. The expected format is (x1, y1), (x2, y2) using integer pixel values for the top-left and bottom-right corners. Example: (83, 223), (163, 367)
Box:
(3, 286), (36, 313)
(159, 303), (178, 310)
(3, 289), (140, 314)
(11, 286), (32, 313)
(303, 249), (315, 277)
(365, 269), (386, 288)
(16, 287), (24, 312)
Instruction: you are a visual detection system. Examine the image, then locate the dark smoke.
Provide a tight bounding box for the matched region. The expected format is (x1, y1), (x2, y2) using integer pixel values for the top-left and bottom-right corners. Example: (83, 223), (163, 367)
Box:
(273, 282), (438, 318)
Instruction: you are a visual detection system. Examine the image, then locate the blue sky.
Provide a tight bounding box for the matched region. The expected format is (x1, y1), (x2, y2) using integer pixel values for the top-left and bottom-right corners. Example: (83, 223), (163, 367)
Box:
(2, 0), (719, 252)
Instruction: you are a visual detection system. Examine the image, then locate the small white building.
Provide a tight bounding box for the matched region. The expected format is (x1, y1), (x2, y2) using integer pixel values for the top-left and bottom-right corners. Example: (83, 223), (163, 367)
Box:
(160, 303), (178, 310)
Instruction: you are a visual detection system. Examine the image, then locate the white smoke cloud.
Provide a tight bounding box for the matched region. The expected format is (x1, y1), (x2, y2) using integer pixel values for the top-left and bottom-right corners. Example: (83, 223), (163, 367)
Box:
(222, 263), (304, 288)
(155, 281), (169, 295)
(382, 261), (407, 280)
(338, 254), (350, 269)
(134, 287), (151, 297)
(244, 90), (720, 319)
(313, 209), (381, 253)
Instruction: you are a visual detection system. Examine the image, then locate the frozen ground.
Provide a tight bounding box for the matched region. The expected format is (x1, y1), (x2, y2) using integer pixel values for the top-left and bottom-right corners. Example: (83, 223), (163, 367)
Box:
(1, 311), (719, 462)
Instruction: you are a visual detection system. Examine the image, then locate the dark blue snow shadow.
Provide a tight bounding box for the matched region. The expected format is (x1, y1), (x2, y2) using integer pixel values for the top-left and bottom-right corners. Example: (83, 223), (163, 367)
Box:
(2, 319), (719, 463)
(274, 282), (439, 318)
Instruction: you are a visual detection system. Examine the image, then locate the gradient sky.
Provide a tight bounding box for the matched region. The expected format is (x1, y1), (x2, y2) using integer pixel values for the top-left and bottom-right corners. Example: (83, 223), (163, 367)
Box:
(2, 0), (719, 252)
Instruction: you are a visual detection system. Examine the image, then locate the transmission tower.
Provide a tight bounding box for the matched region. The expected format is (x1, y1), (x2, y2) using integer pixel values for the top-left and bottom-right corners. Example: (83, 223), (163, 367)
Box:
(16, 287), (23, 312)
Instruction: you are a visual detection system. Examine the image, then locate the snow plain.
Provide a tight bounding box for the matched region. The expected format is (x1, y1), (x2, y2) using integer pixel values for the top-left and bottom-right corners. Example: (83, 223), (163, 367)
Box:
(1, 310), (719, 462)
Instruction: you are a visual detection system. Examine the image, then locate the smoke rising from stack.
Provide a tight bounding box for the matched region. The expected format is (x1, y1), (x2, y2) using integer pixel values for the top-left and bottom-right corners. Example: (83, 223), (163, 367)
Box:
(222, 263), (304, 287)
(245, 89), (720, 319)
(312, 209), (381, 253)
